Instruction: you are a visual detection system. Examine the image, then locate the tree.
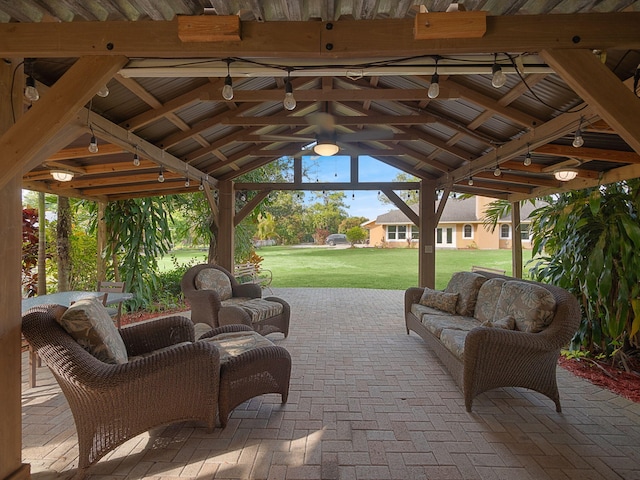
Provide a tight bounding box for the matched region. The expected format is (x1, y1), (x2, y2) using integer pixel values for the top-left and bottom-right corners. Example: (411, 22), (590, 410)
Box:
(57, 196), (72, 291)
(527, 183), (640, 365)
(307, 191), (349, 234)
(264, 191), (310, 244)
(256, 212), (277, 241)
(346, 226), (367, 245)
(338, 216), (368, 233)
(378, 173), (420, 206)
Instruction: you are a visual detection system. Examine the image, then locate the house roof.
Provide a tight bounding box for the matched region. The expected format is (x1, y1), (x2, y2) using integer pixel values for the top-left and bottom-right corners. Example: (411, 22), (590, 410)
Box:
(372, 196), (542, 225)
(1, 1), (639, 202)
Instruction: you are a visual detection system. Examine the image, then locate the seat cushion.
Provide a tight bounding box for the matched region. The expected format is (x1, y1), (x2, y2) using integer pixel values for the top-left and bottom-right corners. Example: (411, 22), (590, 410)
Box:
(493, 281), (557, 333)
(439, 328), (468, 360)
(418, 288), (459, 314)
(195, 268), (232, 301)
(421, 314), (480, 338)
(239, 298), (284, 323)
(57, 297), (128, 364)
(474, 278), (507, 323)
(201, 331), (274, 363)
(411, 303), (452, 319)
(444, 272), (487, 316)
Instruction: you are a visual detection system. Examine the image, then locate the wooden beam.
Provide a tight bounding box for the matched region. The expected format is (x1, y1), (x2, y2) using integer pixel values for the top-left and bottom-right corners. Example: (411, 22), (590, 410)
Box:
(177, 15), (241, 42)
(1, 14), (639, 58)
(381, 188), (419, 225)
(46, 144), (125, 161)
(0, 55), (128, 190)
(542, 48), (640, 154)
(222, 115), (437, 126)
(414, 11), (487, 40)
(534, 144), (640, 164)
(234, 191), (269, 226)
(233, 182), (420, 191)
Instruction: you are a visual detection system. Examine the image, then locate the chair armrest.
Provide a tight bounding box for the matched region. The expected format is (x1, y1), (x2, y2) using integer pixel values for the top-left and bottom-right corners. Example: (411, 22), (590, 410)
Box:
(120, 315), (194, 356)
(199, 324), (254, 340)
(404, 287), (424, 315)
(218, 305), (252, 328)
(233, 283), (261, 298)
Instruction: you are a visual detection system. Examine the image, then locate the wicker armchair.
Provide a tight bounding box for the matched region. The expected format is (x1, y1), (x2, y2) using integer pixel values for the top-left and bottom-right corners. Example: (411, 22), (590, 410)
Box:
(22, 304), (221, 475)
(181, 263), (290, 337)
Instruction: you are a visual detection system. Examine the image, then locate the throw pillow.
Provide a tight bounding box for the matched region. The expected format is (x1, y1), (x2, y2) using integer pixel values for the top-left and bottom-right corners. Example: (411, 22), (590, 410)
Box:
(444, 272), (487, 316)
(493, 281), (556, 333)
(419, 288), (459, 314)
(481, 315), (515, 330)
(195, 267), (233, 301)
(474, 278), (507, 323)
(57, 297), (128, 364)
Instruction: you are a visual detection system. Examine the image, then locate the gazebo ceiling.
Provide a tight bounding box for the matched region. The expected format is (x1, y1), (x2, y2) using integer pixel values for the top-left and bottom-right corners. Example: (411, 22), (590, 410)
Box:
(2, 0), (640, 203)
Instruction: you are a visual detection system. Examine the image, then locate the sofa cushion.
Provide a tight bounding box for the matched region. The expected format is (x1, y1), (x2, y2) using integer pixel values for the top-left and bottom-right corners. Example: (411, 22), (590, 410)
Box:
(411, 303), (452, 319)
(201, 331), (274, 363)
(493, 281), (556, 333)
(445, 272), (487, 316)
(439, 329), (467, 360)
(419, 288), (459, 314)
(421, 314), (480, 337)
(481, 315), (516, 330)
(474, 278), (507, 323)
(195, 268), (232, 301)
(57, 297), (128, 364)
(239, 298), (284, 324)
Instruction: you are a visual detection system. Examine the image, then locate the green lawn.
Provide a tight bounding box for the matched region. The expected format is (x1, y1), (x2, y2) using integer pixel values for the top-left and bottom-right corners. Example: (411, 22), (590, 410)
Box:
(162, 246), (522, 290)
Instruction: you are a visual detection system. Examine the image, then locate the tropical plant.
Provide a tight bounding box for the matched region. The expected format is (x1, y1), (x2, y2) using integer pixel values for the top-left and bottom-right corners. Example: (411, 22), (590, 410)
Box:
(346, 226), (367, 245)
(527, 183), (640, 366)
(22, 207), (39, 296)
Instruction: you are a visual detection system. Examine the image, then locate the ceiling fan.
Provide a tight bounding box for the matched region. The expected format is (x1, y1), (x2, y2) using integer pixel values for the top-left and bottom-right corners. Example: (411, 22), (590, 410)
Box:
(259, 111), (394, 156)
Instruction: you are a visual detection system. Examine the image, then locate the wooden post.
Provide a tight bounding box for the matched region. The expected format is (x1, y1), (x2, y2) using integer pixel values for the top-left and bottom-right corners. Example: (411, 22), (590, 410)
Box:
(511, 201), (523, 278)
(37, 192), (47, 295)
(217, 180), (235, 272)
(419, 180), (436, 288)
(0, 58), (30, 480)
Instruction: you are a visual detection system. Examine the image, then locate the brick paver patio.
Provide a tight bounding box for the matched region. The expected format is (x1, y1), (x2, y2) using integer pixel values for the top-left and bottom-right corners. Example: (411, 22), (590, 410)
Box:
(22, 288), (640, 479)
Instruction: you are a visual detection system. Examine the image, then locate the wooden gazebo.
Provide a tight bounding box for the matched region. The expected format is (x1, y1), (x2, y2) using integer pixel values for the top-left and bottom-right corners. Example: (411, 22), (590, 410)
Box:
(1, 2), (640, 478)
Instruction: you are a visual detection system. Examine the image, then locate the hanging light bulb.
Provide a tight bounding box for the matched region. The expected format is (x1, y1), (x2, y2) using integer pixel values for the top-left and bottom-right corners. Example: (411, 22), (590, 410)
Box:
(283, 70), (296, 111)
(199, 179), (204, 191)
(494, 166), (501, 176)
(158, 169), (165, 183)
(24, 75), (39, 102)
(185, 178), (190, 187)
(524, 152), (532, 166)
(468, 177), (474, 186)
(491, 54), (507, 88)
(133, 152), (140, 167)
(88, 133), (98, 153)
(428, 72), (440, 99)
(572, 128), (584, 148)
(222, 59), (234, 100)
(96, 85), (109, 97)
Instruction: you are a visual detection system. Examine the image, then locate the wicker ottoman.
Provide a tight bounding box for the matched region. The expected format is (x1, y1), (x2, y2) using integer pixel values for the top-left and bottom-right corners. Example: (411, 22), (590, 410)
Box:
(200, 325), (291, 428)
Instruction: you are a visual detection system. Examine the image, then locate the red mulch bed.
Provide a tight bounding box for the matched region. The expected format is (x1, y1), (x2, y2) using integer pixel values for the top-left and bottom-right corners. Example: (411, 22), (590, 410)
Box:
(119, 307), (190, 327)
(558, 355), (640, 403)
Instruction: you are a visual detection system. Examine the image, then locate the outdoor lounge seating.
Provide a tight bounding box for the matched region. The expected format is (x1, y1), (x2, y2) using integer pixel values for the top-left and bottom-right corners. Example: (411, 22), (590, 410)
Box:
(181, 263), (290, 337)
(200, 324), (291, 428)
(21, 301), (221, 474)
(405, 271), (581, 412)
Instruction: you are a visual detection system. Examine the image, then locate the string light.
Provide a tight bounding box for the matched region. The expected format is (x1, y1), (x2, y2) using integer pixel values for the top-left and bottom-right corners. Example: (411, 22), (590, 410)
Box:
(428, 59), (440, 99)
(572, 117), (584, 148)
(96, 85), (109, 97)
(185, 178), (190, 187)
(491, 54), (507, 88)
(524, 144), (532, 166)
(222, 58), (234, 101)
(24, 59), (39, 102)
(199, 178), (204, 191)
(493, 151), (501, 176)
(283, 69), (296, 111)
(88, 126), (98, 153)
(158, 168), (165, 183)
(133, 145), (140, 166)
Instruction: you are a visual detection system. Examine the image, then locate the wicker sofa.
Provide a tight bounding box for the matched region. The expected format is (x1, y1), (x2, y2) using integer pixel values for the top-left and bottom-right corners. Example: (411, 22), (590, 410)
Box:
(404, 271), (581, 412)
(182, 263), (290, 337)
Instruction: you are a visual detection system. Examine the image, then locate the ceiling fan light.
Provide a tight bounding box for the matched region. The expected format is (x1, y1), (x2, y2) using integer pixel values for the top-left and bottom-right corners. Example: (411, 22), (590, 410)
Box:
(554, 169), (578, 181)
(51, 170), (74, 182)
(313, 142), (340, 156)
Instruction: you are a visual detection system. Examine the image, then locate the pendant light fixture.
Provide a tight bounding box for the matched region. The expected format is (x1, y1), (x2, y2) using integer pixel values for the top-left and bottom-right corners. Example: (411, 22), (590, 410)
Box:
(428, 59), (440, 99)
(158, 167), (165, 183)
(88, 126), (98, 153)
(554, 169), (578, 181)
(24, 58), (39, 102)
(524, 144), (532, 166)
(51, 170), (74, 182)
(572, 117), (584, 148)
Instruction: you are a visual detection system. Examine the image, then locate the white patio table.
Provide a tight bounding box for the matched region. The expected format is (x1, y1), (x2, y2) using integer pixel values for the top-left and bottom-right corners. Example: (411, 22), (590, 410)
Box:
(22, 290), (133, 314)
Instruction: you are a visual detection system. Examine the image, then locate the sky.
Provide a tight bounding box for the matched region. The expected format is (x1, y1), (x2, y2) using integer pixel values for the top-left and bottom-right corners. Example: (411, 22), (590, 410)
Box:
(299, 155), (406, 222)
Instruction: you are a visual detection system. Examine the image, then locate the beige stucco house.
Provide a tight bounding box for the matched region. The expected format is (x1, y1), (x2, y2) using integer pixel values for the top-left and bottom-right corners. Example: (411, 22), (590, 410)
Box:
(363, 196), (540, 250)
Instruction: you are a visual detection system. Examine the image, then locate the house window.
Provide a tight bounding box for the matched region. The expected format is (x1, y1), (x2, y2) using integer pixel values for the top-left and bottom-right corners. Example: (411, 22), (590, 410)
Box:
(411, 226), (419, 240)
(436, 227), (455, 247)
(463, 224), (473, 239)
(500, 224), (511, 239)
(397, 225), (407, 240)
(387, 225), (406, 241)
(520, 223), (531, 240)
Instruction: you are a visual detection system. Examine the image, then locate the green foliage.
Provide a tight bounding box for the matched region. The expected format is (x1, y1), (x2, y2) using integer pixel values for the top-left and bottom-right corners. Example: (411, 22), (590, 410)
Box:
(264, 191), (310, 244)
(378, 173), (420, 206)
(528, 182), (640, 360)
(69, 229), (98, 291)
(346, 226), (367, 245)
(307, 191), (349, 234)
(149, 255), (196, 310)
(339, 216), (369, 233)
